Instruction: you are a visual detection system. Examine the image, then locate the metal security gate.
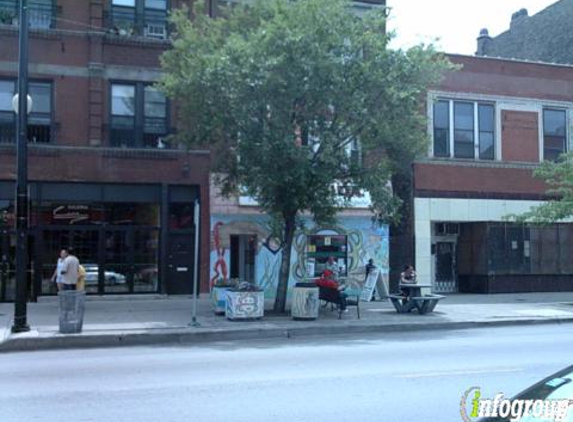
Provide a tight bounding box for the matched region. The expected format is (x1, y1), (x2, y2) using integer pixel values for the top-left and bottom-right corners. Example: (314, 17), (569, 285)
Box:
(435, 241), (457, 293)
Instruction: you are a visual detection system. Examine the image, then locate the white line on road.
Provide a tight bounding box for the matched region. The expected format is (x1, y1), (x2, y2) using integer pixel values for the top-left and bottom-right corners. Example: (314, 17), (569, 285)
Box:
(396, 367), (524, 379)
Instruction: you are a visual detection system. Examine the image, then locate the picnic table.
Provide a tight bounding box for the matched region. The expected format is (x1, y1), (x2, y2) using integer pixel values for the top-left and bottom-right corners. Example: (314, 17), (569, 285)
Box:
(385, 283), (445, 315)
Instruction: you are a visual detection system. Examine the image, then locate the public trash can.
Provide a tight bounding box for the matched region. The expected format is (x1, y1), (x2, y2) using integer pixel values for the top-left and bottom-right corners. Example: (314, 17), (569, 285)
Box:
(291, 282), (319, 320)
(58, 290), (86, 334)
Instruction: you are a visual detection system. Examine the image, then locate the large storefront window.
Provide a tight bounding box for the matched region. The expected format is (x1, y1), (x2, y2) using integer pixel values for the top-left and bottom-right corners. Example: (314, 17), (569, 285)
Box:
(487, 223), (573, 275)
(38, 202), (160, 296)
(307, 235), (348, 277)
(0, 182), (198, 302)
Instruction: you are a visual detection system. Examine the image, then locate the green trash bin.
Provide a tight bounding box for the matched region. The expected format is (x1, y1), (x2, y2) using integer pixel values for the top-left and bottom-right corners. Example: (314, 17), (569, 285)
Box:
(58, 290), (86, 334)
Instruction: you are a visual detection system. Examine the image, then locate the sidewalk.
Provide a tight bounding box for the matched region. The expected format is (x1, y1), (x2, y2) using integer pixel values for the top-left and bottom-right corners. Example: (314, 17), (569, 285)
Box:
(2, 292), (573, 352)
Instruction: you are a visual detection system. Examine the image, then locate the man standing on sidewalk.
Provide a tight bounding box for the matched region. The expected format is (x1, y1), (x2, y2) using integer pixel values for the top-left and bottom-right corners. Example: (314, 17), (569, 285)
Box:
(60, 247), (80, 291)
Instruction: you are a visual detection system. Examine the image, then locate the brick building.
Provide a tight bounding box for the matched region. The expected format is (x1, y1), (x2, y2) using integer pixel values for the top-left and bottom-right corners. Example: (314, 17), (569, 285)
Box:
(415, 54), (573, 293)
(476, 0), (573, 65)
(0, 0), (216, 302)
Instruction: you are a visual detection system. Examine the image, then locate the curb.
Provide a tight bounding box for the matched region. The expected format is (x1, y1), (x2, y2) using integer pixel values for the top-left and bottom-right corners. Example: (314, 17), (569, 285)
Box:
(2, 317), (573, 353)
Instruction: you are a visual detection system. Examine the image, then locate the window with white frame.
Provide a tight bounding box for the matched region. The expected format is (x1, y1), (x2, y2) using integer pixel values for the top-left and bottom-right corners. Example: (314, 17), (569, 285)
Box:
(543, 108), (567, 161)
(433, 99), (495, 160)
(110, 0), (168, 38)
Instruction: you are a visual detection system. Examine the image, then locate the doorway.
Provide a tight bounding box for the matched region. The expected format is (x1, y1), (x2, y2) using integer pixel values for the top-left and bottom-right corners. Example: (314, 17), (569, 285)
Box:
(230, 234), (256, 283)
(166, 233), (195, 294)
(435, 241), (457, 293)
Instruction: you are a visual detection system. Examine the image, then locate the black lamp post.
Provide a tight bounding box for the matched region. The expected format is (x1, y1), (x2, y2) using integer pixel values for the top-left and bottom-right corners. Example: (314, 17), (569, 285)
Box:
(11, 0), (30, 334)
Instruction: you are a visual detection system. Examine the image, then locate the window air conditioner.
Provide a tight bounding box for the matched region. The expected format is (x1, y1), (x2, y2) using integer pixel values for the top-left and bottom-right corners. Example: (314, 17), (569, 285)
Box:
(144, 24), (167, 39)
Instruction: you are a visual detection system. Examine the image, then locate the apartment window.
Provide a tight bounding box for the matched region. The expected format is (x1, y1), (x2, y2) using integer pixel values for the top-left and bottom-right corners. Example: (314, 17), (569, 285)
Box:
(0, 0), (54, 29)
(110, 0), (168, 39)
(543, 108), (567, 161)
(110, 83), (168, 148)
(0, 80), (52, 144)
(433, 99), (495, 160)
(433, 100), (449, 157)
(478, 104), (495, 159)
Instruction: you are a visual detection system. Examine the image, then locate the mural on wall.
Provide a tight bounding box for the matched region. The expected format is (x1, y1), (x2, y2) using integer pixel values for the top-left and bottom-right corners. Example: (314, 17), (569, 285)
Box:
(210, 214), (389, 300)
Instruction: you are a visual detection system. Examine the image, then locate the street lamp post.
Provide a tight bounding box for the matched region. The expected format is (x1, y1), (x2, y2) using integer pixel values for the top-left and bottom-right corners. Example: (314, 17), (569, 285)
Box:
(11, 0), (31, 333)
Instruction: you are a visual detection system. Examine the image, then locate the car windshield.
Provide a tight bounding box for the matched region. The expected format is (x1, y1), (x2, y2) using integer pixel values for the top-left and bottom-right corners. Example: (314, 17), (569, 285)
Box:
(481, 367), (573, 422)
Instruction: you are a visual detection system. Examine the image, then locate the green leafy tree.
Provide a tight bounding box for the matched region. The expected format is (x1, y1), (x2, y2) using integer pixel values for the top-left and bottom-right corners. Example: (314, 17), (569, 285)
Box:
(159, 0), (453, 312)
(511, 153), (573, 223)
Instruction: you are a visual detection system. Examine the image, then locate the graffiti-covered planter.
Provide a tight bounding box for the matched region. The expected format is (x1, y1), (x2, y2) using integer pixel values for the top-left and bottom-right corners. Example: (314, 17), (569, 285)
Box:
(291, 282), (319, 320)
(212, 285), (234, 315)
(225, 290), (265, 320)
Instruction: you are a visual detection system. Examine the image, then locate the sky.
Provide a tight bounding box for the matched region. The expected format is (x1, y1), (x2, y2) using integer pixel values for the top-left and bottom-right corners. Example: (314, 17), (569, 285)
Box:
(388, 0), (558, 54)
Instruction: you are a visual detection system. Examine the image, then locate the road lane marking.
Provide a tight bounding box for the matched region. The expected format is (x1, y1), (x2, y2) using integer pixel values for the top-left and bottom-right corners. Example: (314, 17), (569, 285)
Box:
(396, 367), (524, 379)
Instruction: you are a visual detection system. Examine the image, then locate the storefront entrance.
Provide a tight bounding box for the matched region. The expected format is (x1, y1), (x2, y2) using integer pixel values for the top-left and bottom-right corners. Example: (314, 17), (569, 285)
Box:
(0, 182), (201, 302)
(435, 241), (457, 293)
(166, 233), (195, 294)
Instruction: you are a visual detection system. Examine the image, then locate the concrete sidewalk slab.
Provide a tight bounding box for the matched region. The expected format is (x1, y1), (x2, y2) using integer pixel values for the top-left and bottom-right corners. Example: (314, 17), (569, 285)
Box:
(1, 292), (573, 352)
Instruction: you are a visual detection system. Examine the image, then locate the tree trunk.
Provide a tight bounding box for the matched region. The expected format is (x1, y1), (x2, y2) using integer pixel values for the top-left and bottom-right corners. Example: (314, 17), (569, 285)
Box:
(389, 170), (415, 292)
(273, 213), (296, 313)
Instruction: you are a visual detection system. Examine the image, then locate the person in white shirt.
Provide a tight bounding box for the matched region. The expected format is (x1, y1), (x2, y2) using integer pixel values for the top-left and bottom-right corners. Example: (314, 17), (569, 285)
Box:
(51, 249), (66, 292)
(60, 247), (80, 291)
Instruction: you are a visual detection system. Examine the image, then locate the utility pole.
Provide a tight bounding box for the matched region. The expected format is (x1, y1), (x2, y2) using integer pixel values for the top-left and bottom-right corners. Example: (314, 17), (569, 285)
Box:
(12, 0), (30, 333)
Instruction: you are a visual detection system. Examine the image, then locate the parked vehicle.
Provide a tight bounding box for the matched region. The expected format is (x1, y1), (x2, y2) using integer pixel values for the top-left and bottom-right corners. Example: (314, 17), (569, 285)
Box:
(478, 365), (573, 421)
(83, 264), (126, 285)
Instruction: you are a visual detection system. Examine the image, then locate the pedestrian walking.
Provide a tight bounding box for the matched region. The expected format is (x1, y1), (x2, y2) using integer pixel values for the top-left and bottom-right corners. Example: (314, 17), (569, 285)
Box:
(60, 247), (80, 291)
(51, 249), (66, 292)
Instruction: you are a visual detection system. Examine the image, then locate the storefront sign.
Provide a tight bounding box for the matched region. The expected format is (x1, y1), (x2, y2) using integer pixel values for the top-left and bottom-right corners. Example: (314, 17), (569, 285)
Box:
(52, 205), (90, 225)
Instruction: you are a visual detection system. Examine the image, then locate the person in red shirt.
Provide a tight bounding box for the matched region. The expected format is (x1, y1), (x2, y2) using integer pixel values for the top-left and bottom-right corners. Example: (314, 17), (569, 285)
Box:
(315, 269), (347, 310)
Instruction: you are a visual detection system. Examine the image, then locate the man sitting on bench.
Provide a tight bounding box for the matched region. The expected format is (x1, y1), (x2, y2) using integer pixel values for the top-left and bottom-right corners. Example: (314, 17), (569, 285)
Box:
(315, 269), (347, 311)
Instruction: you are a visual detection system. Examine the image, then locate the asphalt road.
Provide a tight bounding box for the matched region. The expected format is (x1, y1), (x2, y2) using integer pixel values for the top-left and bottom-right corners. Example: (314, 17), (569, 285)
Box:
(1, 324), (572, 422)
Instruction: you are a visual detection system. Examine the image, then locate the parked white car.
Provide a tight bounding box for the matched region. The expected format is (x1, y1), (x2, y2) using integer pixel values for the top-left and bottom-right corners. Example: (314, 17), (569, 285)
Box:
(83, 264), (126, 285)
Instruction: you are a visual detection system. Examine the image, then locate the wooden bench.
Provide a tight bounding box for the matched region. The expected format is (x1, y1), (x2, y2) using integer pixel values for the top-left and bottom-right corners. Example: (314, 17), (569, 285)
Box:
(318, 286), (360, 319)
(385, 294), (445, 315)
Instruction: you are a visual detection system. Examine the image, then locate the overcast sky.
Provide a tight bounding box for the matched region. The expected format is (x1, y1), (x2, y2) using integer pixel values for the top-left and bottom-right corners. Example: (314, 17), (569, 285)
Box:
(387, 0), (558, 54)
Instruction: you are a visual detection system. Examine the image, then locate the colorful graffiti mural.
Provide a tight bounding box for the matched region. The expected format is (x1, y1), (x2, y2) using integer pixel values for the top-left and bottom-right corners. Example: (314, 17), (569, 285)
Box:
(210, 214), (389, 301)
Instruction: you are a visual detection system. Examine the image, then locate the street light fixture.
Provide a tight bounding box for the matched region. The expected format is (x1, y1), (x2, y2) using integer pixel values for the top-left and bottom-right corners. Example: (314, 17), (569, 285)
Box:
(11, 0), (31, 334)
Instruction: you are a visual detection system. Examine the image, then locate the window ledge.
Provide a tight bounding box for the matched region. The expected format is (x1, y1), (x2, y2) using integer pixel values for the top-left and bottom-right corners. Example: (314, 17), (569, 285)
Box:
(104, 32), (171, 48)
(418, 157), (540, 170)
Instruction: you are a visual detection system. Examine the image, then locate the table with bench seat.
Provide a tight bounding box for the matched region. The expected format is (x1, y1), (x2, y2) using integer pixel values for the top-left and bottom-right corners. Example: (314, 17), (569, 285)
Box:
(385, 283), (445, 315)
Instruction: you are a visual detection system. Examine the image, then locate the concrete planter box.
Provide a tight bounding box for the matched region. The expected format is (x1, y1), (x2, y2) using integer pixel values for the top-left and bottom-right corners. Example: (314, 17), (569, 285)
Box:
(225, 290), (264, 320)
(211, 285), (234, 315)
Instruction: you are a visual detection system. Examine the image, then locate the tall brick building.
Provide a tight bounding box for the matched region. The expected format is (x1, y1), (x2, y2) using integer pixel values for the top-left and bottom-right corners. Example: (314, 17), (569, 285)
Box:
(0, 0), (216, 302)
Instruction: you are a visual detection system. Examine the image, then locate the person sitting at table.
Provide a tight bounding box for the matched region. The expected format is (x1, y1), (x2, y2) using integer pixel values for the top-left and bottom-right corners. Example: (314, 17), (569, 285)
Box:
(400, 264), (417, 297)
(315, 269), (347, 311)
